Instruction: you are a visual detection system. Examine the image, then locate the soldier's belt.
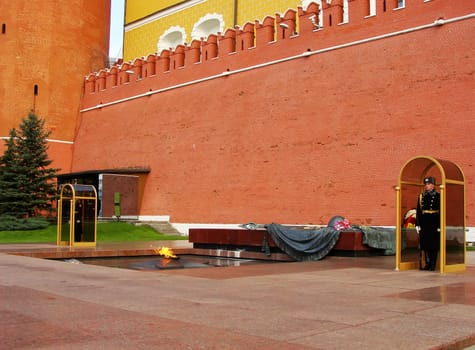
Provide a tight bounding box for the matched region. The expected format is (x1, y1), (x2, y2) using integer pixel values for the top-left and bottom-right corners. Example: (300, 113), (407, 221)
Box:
(422, 210), (439, 214)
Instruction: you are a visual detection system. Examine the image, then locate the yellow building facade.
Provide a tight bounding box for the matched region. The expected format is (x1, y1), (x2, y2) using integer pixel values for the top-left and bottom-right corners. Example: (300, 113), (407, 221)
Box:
(123, 0), (307, 61)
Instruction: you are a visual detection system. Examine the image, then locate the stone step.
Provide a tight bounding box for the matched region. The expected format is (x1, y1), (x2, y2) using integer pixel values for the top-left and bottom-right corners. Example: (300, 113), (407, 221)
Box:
(137, 221), (182, 236)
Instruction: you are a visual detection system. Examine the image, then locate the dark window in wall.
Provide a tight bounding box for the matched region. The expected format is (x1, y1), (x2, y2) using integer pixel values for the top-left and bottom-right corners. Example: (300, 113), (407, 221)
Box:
(383, 0), (387, 12)
(1, 23), (5, 34)
(329, 14), (332, 26)
(33, 84), (39, 112)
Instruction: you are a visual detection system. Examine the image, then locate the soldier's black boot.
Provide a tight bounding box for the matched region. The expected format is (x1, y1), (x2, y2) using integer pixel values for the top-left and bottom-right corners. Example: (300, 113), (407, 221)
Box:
(422, 250), (431, 271)
(427, 250), (437, 271)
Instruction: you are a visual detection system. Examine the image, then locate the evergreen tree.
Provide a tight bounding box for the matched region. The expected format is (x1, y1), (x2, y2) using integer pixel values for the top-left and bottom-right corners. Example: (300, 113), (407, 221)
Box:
(0, 113), (59, 218)
(0, 128), (30, 216)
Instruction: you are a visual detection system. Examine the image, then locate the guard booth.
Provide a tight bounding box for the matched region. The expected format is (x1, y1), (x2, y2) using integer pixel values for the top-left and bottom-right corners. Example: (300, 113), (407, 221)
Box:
(57, 184), (97, 247)
(395, 156), (466, 273)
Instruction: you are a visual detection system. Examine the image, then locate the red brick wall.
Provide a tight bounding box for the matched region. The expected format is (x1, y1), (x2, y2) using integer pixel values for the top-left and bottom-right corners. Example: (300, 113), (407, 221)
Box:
(76, 0), (475, 226)
(0, 0), (110, 173)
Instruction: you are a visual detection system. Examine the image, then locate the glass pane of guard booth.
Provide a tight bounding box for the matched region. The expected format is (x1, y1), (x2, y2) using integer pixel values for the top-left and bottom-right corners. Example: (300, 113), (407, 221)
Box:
(57, 184), (97, 247)
(398, 157), (440, 269)
(439, 159), (464, 182)
(59, 185), (73, 243)
(74, 198), (96, 243)
(397, 156), (443, 270)
(445, 182), (465, 266)
(73, 184), (97, 198)
(60, 198), (71, 243)
(400, 183), (420, 266)
(440, 158), (465, 268)
(397, 156), (466, 273)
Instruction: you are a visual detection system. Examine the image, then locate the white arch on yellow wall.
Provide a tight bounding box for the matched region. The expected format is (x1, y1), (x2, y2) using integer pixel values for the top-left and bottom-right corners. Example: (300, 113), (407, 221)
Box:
(191, 13), (224, 41)
(158, 26), (187, 53)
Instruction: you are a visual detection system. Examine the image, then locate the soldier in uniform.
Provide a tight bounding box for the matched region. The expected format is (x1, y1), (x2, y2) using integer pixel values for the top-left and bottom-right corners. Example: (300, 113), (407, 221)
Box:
(416, 176), (440, 271)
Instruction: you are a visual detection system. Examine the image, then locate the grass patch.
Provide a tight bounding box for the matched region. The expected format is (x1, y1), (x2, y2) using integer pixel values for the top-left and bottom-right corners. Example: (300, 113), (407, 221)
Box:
(0, 222), (187, 243)
(98, 223), (186, 241)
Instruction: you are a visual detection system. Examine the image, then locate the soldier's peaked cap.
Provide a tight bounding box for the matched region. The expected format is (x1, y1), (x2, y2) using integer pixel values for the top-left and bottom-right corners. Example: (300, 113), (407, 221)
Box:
(424, 176), (436, 185)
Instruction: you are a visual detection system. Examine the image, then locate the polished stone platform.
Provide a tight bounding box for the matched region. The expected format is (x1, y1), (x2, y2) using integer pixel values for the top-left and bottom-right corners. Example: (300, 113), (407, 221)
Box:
(1, 240), (295, 261)
(1, 240), (194, 259)
(1, 242), (475, 349)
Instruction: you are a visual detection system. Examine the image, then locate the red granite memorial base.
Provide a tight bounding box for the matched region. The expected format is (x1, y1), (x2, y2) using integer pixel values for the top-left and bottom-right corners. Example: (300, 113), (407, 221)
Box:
(189, 228), (375, 261)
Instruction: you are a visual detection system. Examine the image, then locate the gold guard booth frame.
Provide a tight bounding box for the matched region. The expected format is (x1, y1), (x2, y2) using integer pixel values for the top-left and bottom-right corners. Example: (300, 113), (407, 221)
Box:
(395, 156), (466, 273)
(57, 184), (97, 247)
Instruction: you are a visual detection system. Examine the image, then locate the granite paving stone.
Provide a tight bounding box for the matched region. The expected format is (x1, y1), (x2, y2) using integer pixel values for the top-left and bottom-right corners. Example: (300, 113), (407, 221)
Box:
(1, 242), (474, 349)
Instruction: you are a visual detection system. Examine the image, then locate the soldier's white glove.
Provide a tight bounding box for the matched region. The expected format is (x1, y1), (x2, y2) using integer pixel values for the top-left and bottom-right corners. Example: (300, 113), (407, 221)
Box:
(416, 226), (420, 234)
